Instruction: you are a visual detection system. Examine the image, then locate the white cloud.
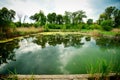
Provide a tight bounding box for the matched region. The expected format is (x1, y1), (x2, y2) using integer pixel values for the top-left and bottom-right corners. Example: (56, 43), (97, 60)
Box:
(0, 0), (119, 22)
(54, 0), (96, 21)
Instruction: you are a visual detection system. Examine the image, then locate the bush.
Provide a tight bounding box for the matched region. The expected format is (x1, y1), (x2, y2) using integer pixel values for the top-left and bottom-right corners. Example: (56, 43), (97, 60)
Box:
(102, 26), (112, 31)
(33, 22), (41, 28)
(89, 24), (102, 30)
(101, 20), (113, 31)
(82, 24), (89, 29)
(47, 24), (56, 29)
(9, 22), (16, 28)
(15, 22), (21, 27)
(44, 24), (49, 32)
(46, 24), (62, 29)
(65, 24), (72, 29)
(22, 23), (31, 27)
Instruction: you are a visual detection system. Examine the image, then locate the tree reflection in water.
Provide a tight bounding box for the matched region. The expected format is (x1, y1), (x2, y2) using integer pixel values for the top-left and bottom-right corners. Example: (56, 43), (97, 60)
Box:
(0, 40), (19, 65)
(0, 34), (120, 74)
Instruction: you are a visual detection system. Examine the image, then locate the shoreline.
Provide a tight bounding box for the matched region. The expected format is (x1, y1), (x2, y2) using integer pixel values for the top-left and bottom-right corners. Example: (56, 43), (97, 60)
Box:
(0, 31), (119, 43)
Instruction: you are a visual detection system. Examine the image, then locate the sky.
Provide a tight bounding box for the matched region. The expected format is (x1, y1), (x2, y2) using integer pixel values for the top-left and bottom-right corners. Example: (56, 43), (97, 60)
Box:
(0, 0), (120, 23)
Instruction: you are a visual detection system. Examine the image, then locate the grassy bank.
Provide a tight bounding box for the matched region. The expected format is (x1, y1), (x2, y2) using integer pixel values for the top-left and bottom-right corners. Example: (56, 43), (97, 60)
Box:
(0, 28), (120, 43)
(44, 28), (120, 36)
(0, 27), (43, 42)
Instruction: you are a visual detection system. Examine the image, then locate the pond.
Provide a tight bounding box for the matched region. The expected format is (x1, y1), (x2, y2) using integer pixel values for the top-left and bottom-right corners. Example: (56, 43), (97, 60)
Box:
(0, 34), (120, 75)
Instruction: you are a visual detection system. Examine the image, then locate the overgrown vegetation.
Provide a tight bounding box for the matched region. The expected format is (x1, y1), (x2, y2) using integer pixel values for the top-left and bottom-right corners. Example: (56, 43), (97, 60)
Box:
(0, 6), (120, 40)
(87, 59), (120, 80)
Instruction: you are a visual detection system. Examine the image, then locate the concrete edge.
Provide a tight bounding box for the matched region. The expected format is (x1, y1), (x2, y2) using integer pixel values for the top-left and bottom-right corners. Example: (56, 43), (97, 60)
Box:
(5, 73), (117, 79)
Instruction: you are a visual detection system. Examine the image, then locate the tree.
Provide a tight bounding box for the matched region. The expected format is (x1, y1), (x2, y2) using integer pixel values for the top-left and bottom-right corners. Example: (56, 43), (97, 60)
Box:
(105, 6), (115, 20)
(47, 12), (56, 24)
(87, 19), (93, 25)
(0, 7), (16, 32)
(98, 6), (120, 27)
(71, 10), (87, 25)
(30, 10), (46, 26)
(56, 14), (63, 24)
(113, 9), (120, 27)
(72, 11), (78, 24)
(47, 13), (52, 24)
(63, 11), (72, 24)
(76, 10), (87, 23)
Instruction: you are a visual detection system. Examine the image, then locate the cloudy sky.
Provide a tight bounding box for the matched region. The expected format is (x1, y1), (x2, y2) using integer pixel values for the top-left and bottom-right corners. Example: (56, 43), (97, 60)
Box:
(0, 0), (120, 22)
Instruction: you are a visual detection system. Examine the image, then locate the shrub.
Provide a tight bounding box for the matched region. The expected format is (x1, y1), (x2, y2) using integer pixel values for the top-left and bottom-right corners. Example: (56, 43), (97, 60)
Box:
(82, 24), (89, 29)
(65, 24), (72, 29)
(33, 22), (41, 28)
(15, 22), (21, 27)
(47, 24), (56, 29)
(44, 24), (49, 32)
(89, 24), (102, 30)
(101, 20), (113, 31)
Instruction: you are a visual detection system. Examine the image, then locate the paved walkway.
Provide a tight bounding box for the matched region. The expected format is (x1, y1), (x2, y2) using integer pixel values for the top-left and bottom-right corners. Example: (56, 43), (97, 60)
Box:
(14, 74), (89, 80)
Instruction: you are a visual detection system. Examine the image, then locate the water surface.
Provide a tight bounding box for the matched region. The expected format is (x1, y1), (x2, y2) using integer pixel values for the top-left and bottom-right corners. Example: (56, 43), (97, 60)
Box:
(0, 34), (120, 74)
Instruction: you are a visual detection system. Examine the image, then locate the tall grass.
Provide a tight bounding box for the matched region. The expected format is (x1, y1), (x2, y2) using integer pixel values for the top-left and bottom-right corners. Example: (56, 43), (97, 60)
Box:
(87, 59), (113, 80)
(16, 27), (43, 33)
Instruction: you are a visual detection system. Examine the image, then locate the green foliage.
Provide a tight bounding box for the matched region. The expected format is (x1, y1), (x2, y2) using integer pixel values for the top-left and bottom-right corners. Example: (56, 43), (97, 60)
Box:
(46, 24), (63, 29)
(64, 11), (71, 24)
(0, 7), (16, 32)
(56, 14), (63, 24)
(101, 20), (113, 31)
(98, 6), (120, 28)
(14, 22), (21, 27)
(81, 24), (89, 29)
(87, 59), (113, 78)
(44, 24), (49, 32)
(47, 13), (56, 24)
(30, 10), (46, 26)
(87, 19), (93, 25)
(33, 22), (41, 28)
(22, 23), (33, 27)
(114, 9), (120, 27)
(89, 24), (102, 30)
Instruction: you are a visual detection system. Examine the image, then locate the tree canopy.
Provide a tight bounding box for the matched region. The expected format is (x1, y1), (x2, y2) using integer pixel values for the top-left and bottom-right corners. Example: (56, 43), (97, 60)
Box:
(98, 6), (120, 28)
(0, 7), (16, 32)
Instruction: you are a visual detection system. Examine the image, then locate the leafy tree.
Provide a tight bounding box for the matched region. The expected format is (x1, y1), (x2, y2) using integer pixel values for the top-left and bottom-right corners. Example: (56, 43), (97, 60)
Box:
(98, 6), (120, 27)
(63, 11), (71, 24)
(87, 19), (93, 25)
(76, 10), (87, 23)
(72, 11), (78, 24)
(0, 7), (16, 32)
(56, 14), (63, 24)
(105, 6), (115, 20)
(71, 10), (87, 25)
(113, 9), (120, 27)
(47, 13), (52, 24)
(47, 12), (56, 24)
(30, 10), (46, 26)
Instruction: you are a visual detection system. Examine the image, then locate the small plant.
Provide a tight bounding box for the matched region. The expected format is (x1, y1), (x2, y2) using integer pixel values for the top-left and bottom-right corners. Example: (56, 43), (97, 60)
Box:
(7, 69), (18, 80)
(30, 73), (35, 80)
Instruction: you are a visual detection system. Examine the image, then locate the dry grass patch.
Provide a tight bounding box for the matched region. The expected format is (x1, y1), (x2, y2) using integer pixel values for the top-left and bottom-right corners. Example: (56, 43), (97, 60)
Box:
(16, 27), (43, 33)
(112, 28), (120, 33)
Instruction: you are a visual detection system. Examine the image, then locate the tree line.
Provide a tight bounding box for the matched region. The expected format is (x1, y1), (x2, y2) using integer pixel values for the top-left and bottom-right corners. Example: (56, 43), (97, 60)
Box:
(0, 6), (120, 33)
